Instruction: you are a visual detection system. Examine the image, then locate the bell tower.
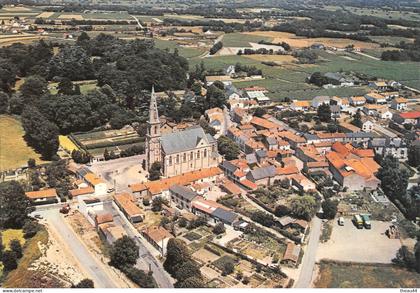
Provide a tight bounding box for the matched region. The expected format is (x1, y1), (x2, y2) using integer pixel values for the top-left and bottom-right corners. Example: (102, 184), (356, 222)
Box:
(145, 86), (161, 170)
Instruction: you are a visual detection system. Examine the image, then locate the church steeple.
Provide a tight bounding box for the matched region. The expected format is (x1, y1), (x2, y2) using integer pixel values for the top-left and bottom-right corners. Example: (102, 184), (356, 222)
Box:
(145, 86), (161, 171)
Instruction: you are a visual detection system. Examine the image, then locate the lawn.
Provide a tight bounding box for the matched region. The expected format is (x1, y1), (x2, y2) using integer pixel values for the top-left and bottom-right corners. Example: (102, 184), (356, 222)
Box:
(3, 228), (49, 288)
(154, 39), (205, 58)
(1, 229), (25, 249)
(0, 115), (49, 171)
(222, 32), (272, 47)
(315, 261), (420, 288)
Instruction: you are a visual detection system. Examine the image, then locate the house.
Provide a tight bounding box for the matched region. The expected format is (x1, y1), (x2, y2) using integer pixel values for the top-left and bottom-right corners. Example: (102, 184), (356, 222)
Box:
(250, 116), (279, 131)
(98, 223), (126, 244)
(368, 81), (388, 92)
(377, 107), (393, 120)
(113, 193), (144, 223)
(141, 226), (172, 255)
(95, 212), (113, 227)
(393, 111), (420, 127)
(246, 165), (277, 186)
(169, 185), (198, 211)
(232, 108), (252, 124)
(339, 122), (361, 133)
(311, 96), (330, 108)
(368, 138), (408, 161)
(25, 188), (58, 205)
(82, 172), (107, 196)
(330, 104), (341, 118)
(278, 216), (308, 232)
(391, 97), (408, 111)
(245, 90), (270, 105)
(290, 174), (316, 192)
(362, 120), (374, 133)
(326, 151), (380, 191)
(290, 100), (310, 111)
(364, 92), (387, 104)
(349, 96), (366, 107)
(69, 186), (95, 198)
(77, 196), (104, 226)
(382, 91), (399, 100)
(220, 179), (242, 196)
(281, 242), (301, 266)
(191, 197), (238, 225)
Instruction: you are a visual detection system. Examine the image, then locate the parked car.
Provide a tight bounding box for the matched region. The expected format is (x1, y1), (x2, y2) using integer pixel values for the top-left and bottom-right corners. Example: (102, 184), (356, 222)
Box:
(338, 217), (344, 226)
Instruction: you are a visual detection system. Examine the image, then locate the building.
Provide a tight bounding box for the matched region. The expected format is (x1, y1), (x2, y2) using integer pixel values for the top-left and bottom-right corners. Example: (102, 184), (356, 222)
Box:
(98, 223), (126, 244)
(290, 100), (310, 111)
(145, 87), (221, 177)
(362, 120), (374, 133)
(245, 90), (270, 105)
(368, 138), (408, 161)
(281, 242), (301, 266)
(364, 92), (387, 104)
(114, 193), (144, 223)
(75, 168), (108, 196)
(393, 111), (420, 127)
(141, 226), (172, 255)
(25, 188), (58, 205)
(191, 197), (238, 225)
(368, 81), (388, 91)
(169, 185), (198, 211)
(311, 96), (330, 108)
(349, 96), (366, 107)
(391, 97), (408, 111)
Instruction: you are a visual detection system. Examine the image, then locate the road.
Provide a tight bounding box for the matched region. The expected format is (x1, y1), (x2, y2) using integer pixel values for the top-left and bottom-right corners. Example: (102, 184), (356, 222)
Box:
(103, 202), (174, 288)
(294, 216), (322, 288)
(37, 209), (119, 288)
(353, 51), (380, 61)
(221, 105), (232, 135)
(130, 15), (144, 30)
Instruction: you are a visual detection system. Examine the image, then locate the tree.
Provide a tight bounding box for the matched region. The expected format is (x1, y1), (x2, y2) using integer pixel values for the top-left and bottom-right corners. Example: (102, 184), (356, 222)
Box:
(217, 135), (240, 160)
(23, 220), (40, 239)
(317, 103), (331, 122)
(20, 75), (48, 103)
(290, 195), (318, 221)
(71, 149), (91, 164)
(57, 78), (75, 95)
(163, 238), (191, 275)
(72, 279), (94, 288)
(174, 260), (202, 282)
(2, 250), (18, 271)
(206, 84), (226, 109)
(48, 45), (94, 80)
(0, 90), (8, 113)
(250, 210), (275, 227)
(274, 205), (291, 217)
(222, 261), (235, 275)
(0, 181), (34, 229)
(151, 196), (165, 212)
(122, 267), (156, 288)
(149, 161), (162, 181)
(109, 236), (139, 269)
(415, 242), (420, 273)
(254, 107), (267, 117)
(377, 155), (409, 204)
(21, 106), (59, 159)
(212, 223), (226, 235)
(408, 142), (420, 168)
(175, 276), (205, 288)
(0, 234), (3, 259)
(322, 199), (338, 219)
(351, 109), (363, 128)
(209, 41), (223, 55)
(10, 239), (23, 259)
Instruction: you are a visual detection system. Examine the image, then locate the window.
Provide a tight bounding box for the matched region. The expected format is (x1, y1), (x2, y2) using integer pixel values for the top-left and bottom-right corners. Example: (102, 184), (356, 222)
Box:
(190, 152), (194, 160)
(176, 154), (179, 163)
(204, 149), (207, 158)
(197, 151), (200, 159)
(183, 153), (186, 162)
(169, 156), (172, 165)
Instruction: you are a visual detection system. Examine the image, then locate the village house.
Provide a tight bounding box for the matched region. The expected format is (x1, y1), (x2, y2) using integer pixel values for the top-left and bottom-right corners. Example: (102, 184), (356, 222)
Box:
(245, 90), (270, 105)
(311, 96), (330, 108)
(349, 96), (366, 107)
(290, 173), (316, 192)
(364, 92), (387, 104)
(141, 226), (172, 255)
(191, 197), (238, 226)
(169, 185), (198, 211)
(98, 223), (126, 244)
(362, 120), (374, 132)
(368, 138), (408, 161)
(77, 196), (105, 226)
(281, 242), (302, 266)
(25, 188), (58, 205)
(290, 100), (310, 111)
(393, 111), (420, 127)
(382, 91), (399, 100)
(368, 81), (388, 92)
(246, 165), (277, 186)
(390, 97), (408, 111)
(76, 167), (108, 196)
(113, 193), (144, 223)
(339, 122), (361, 133)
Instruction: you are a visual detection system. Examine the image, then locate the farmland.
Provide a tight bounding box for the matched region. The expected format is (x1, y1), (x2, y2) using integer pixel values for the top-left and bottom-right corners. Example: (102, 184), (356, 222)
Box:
(314, 261), (420, 288)
(0, 115), (49, 171)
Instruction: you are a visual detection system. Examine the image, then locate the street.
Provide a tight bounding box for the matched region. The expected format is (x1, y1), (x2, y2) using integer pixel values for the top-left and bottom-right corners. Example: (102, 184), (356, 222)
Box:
(294, 216), (322, 288)
(103, 202), (174, 288)
(36, 209), (119, 288)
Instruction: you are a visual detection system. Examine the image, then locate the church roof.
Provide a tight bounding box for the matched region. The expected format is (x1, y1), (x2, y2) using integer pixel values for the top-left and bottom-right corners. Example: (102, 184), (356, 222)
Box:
(161, 126), (215, 155)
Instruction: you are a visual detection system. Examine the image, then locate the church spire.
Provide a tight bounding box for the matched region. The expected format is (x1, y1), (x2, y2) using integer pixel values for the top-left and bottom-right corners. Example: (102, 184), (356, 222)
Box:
(149, 85), (160, 123)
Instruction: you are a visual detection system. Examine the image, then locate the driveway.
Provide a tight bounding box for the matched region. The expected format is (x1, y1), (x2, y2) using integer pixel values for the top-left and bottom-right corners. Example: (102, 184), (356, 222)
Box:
(316, 220), (401, 263)
(36, 209), (119, 288)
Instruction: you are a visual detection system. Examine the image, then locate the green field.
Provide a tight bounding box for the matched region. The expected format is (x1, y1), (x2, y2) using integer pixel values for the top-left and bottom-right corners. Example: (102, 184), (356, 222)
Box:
(315, 261), (420, 288)
(0, 115), (49, 171)
(370, 36), (414, 46)
(325, 6), (420, 22)
(154, 39), (205, 58)
(222, 32), (272, 47)
(190, 49), (420, 100)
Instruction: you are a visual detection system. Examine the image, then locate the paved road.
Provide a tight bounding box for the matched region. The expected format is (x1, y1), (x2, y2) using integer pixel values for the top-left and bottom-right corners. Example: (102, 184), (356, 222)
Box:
(353, 51), (380, 61)
(37, 209), (118, 288)
(221, 105), (232, 135)
(103, 202), (174, 288)
(295, 216), (322, 288)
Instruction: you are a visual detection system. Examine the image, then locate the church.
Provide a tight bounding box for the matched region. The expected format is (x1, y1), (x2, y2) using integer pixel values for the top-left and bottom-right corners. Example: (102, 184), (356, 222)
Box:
(145, 87), (222, 178)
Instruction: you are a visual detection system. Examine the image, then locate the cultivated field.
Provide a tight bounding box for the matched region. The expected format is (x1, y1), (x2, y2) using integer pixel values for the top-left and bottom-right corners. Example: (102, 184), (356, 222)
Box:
(314, 261), (420, 288)
(244, 31), (381, 49)
(0, 115), (49, 171)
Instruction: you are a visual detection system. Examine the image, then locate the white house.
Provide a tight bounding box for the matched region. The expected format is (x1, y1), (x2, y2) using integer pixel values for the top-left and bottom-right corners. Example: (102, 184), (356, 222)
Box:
(311, 96), (330, 108)
(362, 120), (374, 132)
(391, 97), (408, 111)
(365, 92), (387, 104)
